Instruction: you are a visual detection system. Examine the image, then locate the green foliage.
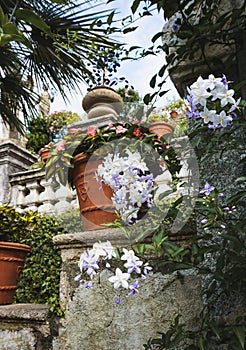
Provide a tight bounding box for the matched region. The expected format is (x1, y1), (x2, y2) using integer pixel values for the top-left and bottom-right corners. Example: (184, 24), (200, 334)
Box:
(0, 204), (65, 316)
(26, 110), (81, 154)
(56, 208), (83, 233)
(0, 1), (121, 132)
(26, 115), (53, 154)
(14, 215), (65, 316)
(0, 204), (38, 242)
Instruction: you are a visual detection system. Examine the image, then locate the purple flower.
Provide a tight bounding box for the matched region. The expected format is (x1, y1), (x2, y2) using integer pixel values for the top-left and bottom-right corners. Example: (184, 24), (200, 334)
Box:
(115, 297), (120, 304)
(124, 258), (143, 274)
(218, 193), (224, 198)
(129, 280), (139, 295)
(221, 75), (228, 88)
(143, 263), (152, 275)
(85, 281), (93, 288)
(200, 182), (215, 196)
(74, 274), (81, 282)
(221, 224), (226, 229)
(201, 219), (207, 224)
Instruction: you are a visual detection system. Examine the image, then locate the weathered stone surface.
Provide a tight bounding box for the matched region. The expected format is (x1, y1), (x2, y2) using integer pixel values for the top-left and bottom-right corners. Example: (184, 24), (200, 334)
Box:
(53, 229), (203, 350)
(0, 304), (50, 321)
(0, 304), (56, 350)
(53, 269), (202, 350)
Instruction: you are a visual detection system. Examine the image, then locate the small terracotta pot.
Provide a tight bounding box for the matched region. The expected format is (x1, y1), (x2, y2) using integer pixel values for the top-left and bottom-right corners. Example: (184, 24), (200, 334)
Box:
(72, 153), (116, 231)
(40, 148), (51, 166)
(149, 122), (174, 140)
(170, 110), (178, 118)
(0, 242), (31, 304)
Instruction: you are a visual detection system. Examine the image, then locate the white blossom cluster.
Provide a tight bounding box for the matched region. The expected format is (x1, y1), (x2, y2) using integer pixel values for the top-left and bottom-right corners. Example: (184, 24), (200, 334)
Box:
(186, 74), (241, 129)
(96, 150), (156, 225)
(75, 241), (152, 303)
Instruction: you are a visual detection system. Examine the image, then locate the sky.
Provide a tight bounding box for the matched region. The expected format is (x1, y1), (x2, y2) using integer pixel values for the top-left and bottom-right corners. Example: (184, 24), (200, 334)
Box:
(50, 0), (180, 116)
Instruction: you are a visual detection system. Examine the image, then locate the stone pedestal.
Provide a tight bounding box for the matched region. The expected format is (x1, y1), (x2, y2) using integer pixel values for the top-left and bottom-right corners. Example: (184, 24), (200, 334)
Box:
(53, 229), (203, 350)
(0, 141), (37, 204)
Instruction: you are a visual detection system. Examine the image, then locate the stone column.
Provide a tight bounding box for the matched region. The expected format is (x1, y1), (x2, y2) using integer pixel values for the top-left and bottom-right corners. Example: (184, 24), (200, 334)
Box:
(0, 141), (37, 204)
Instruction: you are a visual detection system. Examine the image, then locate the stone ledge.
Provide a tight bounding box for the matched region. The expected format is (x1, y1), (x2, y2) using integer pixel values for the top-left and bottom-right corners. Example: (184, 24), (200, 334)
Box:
(0, 304), (50, 322)
(53, 228), (131, 249)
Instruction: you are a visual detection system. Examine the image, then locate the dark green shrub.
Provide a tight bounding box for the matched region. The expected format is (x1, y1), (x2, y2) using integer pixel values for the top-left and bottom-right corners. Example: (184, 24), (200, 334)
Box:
(14, 215), (65, 316)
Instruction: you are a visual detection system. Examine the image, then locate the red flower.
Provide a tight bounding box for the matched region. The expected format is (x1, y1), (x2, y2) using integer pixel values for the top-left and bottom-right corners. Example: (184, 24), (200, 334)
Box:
(87, 126), (97, 136)
(133, 127), (143, 138)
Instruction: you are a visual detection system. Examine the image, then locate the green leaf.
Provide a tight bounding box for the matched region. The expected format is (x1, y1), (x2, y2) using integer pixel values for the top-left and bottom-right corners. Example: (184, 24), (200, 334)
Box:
(15, 9), (51, 35)
(152, 31), (163, 43)
(131, 0), (141, 14)
(107, 11), (115, 25)
(123, 26), (138, 34)
(149, 74), (157, 88)
(233, 326), (245, 349)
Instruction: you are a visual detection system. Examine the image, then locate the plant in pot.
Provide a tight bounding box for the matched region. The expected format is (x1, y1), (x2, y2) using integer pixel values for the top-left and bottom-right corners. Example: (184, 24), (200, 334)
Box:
(147, 99), (188, 138)
(45, 121), (181, 232)
(0, 204), (37, 304)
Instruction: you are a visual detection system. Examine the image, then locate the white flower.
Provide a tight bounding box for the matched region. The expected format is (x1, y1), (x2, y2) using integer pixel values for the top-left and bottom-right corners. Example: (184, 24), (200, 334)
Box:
(218, 89), (236, 107)
(121, 248), (139, 261)
(90, 241), (116, 260)
(215, 111), (233, 128)
(200, 107), (217, 124)
(108, 268), (130, 289)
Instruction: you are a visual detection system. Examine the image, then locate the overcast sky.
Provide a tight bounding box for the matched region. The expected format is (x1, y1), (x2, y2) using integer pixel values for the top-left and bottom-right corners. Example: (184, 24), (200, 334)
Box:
(50, 0), (179, 116)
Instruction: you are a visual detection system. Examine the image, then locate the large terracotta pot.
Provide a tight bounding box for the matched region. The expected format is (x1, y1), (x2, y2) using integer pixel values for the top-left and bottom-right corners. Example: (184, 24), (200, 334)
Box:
(82, 86), (123, 119)
(72, 153), (116, 231)
(0, 242), (31, 304)
(149, 122), (174, 140)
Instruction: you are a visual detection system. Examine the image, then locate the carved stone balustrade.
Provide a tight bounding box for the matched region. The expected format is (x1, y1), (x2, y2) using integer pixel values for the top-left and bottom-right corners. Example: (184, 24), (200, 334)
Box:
(9, 168), (77, 215)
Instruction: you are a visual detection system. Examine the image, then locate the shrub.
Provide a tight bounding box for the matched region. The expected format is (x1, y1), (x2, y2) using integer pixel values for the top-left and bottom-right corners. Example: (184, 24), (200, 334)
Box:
(14, 215), (65, 316)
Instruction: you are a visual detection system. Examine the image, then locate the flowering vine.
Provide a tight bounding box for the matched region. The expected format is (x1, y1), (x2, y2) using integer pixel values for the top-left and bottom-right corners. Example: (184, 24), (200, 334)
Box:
(96, 150), (156, 225)
(75, 241), (152, 304)
(186, 74), (241, 129)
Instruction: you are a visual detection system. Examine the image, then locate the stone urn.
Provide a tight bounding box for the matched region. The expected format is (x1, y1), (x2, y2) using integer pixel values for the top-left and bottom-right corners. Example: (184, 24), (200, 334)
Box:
(82, 86), (123, 119)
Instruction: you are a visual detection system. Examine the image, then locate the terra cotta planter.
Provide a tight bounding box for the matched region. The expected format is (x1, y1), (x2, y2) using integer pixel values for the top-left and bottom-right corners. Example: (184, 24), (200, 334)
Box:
(0, 241), (31, 304)
(149, 122), (174, 139)
(72, 152), (116, 231)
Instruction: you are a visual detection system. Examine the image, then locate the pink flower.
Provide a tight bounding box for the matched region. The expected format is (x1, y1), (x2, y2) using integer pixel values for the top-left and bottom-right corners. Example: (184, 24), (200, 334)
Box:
(116, 125), (127, 134)
(56, 140), (66, 151)
(68, 128), (82, 134)
(104, 122), (114, 131)
(87, 126), (97, 136)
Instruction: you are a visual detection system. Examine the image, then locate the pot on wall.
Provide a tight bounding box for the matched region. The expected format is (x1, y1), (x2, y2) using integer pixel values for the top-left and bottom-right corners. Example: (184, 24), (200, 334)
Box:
(82, 86), (123, 120)
(39, 148), (51, 166)
(0, 241), (31, 304)
(71, 152), (116, 231)
(149, 122), (174, 140)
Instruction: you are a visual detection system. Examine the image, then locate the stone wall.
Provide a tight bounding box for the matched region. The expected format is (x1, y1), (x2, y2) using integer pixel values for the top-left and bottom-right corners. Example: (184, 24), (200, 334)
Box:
(52, 229), (203, 350)
(0, 304), (57, 350)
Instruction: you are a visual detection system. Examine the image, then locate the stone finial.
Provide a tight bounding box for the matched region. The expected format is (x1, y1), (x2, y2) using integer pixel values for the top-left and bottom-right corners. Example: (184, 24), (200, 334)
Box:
(82, 86), (123, 119)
